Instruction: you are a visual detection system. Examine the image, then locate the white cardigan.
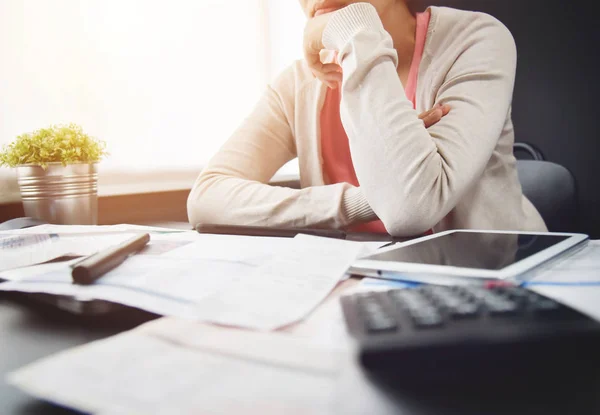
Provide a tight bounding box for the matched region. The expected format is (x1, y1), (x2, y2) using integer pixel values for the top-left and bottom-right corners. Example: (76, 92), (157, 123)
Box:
(187, 4), (547, 236)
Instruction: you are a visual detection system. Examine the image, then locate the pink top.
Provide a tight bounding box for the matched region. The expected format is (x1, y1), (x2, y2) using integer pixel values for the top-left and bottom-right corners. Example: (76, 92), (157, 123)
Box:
(321, 11), (431, 233)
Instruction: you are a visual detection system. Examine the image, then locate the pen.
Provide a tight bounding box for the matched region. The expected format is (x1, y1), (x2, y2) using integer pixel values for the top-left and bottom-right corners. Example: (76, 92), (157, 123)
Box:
(71, 233), (150, 285)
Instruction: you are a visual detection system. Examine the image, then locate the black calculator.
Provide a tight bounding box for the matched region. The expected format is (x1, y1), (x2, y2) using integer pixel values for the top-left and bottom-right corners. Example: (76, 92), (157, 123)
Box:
(340, 284), (600, 381)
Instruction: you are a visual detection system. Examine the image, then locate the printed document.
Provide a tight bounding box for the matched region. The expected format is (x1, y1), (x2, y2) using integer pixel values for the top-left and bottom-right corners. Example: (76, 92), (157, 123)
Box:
(527, 240), (600, 321)
(0, 234), (365, 329)
(0, 232), (139, 273)
(0, 224), (188, 273)
(192, 234), (364, 330)
(8, 318), (343, 415)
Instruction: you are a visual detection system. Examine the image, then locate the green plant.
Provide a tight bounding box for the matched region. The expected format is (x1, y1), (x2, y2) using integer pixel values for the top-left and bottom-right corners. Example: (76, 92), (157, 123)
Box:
(0, 123), (108, 168)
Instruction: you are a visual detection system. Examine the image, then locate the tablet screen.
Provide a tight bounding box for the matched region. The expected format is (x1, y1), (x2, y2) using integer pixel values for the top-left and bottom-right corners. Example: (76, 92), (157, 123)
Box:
(365, 232), (570, 270)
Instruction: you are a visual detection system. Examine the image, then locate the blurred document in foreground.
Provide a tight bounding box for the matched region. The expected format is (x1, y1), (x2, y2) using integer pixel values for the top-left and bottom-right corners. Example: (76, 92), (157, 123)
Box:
(8, 317), (343, 414)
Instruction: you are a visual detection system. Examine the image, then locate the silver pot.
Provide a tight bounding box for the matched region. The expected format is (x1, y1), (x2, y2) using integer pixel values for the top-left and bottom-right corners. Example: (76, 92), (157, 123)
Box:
(16, 163), (98, 225)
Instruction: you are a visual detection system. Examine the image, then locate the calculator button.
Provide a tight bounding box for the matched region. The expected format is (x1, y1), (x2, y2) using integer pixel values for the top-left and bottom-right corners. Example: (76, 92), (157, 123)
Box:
(435, 295), (463, 310)
(389, 290), (430, 310)
(358, 297), (387, 315)
(365, 315), (398, 333)
(449, 286), (473, 297)
(357, 296), (399, 333)
(450, 302), (480, 319)
(418, 286), (448, 296)
(407, 301), (445, 327)
(389, 289), (425, 301)
(423, 287), (466, 312)
(487, 300), (519, 316)
(460, 287), (490, 302)
(411, 309), (444, 328)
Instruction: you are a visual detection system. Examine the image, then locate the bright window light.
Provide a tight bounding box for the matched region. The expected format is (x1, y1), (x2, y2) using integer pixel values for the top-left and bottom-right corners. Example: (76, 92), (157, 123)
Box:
(0, 0), (307, 200)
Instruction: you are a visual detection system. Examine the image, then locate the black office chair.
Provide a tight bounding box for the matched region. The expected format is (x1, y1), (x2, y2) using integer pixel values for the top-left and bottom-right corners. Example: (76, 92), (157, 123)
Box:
(514, 143), (578, 232)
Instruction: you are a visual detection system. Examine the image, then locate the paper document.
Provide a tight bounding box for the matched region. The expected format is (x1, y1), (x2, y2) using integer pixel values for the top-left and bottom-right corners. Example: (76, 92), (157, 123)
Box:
(0, 234), (366, 329)
(161, 233), (294, 266)
(193, 234), (364, 330)
(162, 234), (386, 265)
(0, 255), (249, 319)
(525, 240), (600, 286)
(1, 233), (57, 249)
(0, 232), (196, 281)
(0, 232), (141, 273)
(8, 318), (343, 415)
(0, 224), (190, 273)
(0, 223), (187, 236)
(526, 240), (600, 321)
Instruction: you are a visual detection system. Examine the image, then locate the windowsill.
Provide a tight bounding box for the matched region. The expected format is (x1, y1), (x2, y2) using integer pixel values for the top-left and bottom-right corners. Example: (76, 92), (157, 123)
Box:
(0, 164), (301, 204)
(0, 167), (200, 204)
(97, 168), (200, 197)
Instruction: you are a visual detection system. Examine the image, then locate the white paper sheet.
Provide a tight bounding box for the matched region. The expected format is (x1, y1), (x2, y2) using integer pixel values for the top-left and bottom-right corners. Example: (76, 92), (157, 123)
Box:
(0, 232), (196, 281)
(8, 318), (343, 415)
(526, 240), (600, 285)
(0, 223), (187, 235)
(0, 234), (366, 329)
(0, 232), (140, 273)
(0, 224), (192, 273)
(192, 234), (364, 330)
(161, 233), (295, 266)
(0, 255), (252, 319)
(525, 240), (600, 321)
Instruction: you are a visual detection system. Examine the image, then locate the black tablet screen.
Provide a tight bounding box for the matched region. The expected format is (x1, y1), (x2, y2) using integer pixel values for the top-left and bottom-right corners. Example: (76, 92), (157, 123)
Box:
(365, 232), (570, 270)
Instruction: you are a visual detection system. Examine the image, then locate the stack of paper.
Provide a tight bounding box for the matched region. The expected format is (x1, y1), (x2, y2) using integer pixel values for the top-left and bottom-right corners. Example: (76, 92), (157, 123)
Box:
(8, 317), (345, 414)
(0, 231), (368, 330)
(525, 240), (600, 321)
(2, 224), (376, 414)
(0, 224), (189, 272)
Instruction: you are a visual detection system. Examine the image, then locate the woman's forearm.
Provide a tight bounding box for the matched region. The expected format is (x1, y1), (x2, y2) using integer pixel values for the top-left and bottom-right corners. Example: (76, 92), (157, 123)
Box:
(187, 172), (370, 229)
(187, 78), (377, 229)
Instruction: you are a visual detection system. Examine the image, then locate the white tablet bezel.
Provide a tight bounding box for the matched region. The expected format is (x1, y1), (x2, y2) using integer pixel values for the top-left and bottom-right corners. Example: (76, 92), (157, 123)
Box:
(351, 229), (589, 280)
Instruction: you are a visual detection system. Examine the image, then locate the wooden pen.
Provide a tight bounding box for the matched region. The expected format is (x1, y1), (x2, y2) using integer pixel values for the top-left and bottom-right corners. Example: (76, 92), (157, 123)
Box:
(71, 233), (150, 285)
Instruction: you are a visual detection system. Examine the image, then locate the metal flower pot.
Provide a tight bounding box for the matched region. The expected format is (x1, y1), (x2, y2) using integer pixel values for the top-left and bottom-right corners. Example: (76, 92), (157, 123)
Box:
(16, 163), (98, 225)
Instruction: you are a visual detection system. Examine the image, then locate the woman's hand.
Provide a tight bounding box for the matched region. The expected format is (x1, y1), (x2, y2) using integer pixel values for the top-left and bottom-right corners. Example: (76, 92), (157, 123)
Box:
(303, 11), (451, 126)
(419, 104), (451, 128)
(303, 12), (342, 89)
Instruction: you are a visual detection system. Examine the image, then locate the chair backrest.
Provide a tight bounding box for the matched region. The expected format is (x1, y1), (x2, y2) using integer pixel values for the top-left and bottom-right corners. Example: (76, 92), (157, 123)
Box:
(419, 0), (600, 237)
(516, 160), (577, 232)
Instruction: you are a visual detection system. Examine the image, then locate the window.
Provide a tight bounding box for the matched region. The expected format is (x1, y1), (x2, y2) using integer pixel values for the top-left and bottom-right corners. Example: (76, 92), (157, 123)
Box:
(0, 0), (305, 201)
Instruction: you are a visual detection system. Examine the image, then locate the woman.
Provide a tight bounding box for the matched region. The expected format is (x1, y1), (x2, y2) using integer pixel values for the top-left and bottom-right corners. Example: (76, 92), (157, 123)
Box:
(187, 0), (546, 237)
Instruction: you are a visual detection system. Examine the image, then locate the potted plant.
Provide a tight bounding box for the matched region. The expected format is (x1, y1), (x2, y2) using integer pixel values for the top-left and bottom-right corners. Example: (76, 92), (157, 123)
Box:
(0, 124), (108, 225)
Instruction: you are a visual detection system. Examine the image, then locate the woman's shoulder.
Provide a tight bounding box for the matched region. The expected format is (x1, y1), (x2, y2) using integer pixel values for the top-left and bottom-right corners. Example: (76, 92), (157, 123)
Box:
(427, 6), (516, 56)
(429, 6), (513, 35)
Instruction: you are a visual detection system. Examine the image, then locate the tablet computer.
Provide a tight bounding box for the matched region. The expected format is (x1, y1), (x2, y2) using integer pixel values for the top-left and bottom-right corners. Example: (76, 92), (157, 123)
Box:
(350, 230), (589, 284)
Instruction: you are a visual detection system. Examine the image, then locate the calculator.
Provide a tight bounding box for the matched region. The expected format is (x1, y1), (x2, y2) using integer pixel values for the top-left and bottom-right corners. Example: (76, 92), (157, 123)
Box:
(340, 284), (600, 380)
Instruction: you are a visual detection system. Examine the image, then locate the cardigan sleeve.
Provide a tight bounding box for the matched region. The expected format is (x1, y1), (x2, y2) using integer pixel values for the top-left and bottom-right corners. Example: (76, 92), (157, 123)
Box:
(187, 66), (376, 229)
(323, 3), (517, 236)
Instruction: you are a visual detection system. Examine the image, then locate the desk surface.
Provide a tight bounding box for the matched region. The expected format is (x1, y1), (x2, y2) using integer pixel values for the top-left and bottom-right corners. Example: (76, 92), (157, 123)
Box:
(3, 281), (600, 415)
